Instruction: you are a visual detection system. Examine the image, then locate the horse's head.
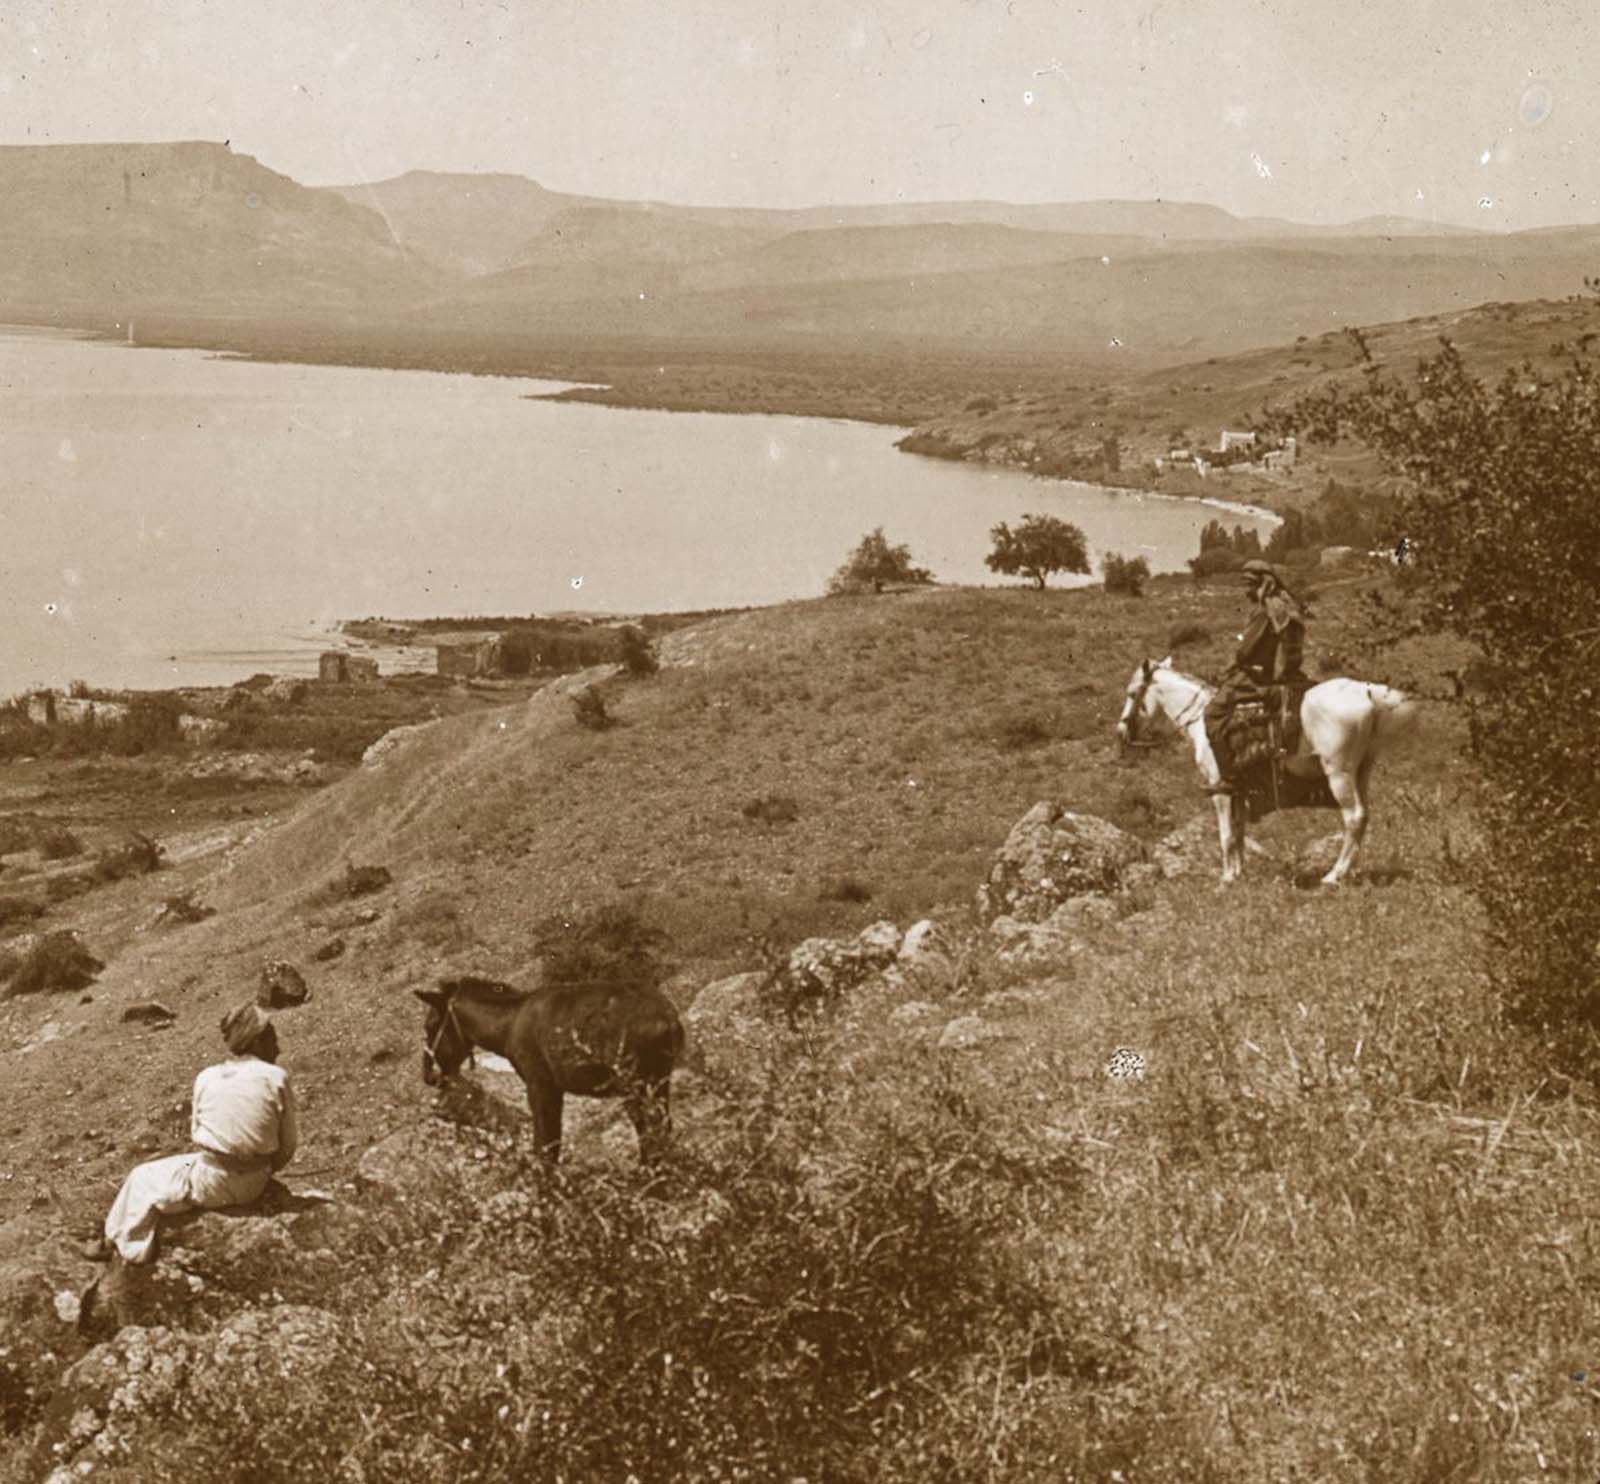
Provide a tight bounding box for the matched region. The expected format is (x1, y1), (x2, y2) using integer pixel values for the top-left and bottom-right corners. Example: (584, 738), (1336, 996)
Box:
(1116, 657), (1167, 750)
(413, 984), (471, 1085)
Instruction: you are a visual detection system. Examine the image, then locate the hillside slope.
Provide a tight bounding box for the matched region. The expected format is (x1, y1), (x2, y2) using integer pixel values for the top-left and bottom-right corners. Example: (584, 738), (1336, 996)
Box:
(10, 581), (1600, 1477)
(0, 142), (446, 320)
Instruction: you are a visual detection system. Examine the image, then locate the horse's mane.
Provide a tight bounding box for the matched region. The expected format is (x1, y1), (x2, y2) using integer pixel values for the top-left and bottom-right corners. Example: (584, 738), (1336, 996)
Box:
(440, 974), (523, 1000)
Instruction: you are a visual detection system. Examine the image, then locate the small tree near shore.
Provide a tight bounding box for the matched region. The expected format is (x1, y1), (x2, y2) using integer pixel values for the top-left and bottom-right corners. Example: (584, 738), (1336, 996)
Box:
(826, 528), (934, 596)
(985, 514), (1090, 590)
(1101, 551), (1151, 597)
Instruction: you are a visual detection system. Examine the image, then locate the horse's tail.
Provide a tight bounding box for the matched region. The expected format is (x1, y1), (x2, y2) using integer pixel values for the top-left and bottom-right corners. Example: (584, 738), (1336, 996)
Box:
(1367, 684), (1421, 753)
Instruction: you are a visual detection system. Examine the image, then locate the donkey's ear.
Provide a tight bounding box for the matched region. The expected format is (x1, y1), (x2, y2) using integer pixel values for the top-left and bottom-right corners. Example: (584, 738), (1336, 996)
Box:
(1158, 655), (1173, 669)
(1141, 658), (1154, 679)
(412, 989), (446, 1010)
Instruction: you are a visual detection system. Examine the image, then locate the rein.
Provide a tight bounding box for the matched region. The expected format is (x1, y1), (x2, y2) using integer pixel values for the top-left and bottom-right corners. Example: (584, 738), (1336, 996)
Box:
(424, 1000), (475, 1076)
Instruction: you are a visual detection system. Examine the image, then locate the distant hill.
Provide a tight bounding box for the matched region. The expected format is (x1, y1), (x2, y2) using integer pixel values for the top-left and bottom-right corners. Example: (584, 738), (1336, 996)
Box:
(0, 141), (443, 320)
(8, 144), (1596, 363)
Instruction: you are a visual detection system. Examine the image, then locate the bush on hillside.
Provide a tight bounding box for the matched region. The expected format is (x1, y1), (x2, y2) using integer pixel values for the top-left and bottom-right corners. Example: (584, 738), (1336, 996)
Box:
(534, 899), (666, 994)
(1101, 551), (1151, 597)
(2, 930), (103, 997)
(1186, 545), (1245, 580)
(1167, 621), (1210, 651)
(826, 528), (934, 596)
(571, 685), (612, 730)
(985, 513), (1090, 590)
(1278, 332), (1600, 1069)
(618, 624), (659, 677)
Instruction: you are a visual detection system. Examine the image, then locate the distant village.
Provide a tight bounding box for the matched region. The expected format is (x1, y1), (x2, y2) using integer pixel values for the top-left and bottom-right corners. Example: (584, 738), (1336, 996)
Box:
(1152, 429), (1298, 479)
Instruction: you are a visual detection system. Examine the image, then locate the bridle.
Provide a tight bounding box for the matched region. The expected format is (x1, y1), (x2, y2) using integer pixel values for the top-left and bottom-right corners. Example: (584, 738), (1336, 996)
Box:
(422, 999), (475, 1079)
(1120, 664), (1159, 751)
(1120, 661), (1208, 750)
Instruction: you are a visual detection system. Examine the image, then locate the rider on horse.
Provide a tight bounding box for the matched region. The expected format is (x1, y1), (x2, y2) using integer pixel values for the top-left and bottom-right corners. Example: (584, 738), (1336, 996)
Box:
(1204, 558), (1308, 793)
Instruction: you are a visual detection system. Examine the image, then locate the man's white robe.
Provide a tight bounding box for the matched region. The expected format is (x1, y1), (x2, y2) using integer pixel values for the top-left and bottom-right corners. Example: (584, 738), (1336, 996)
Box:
(104, 1055), (298, 1262)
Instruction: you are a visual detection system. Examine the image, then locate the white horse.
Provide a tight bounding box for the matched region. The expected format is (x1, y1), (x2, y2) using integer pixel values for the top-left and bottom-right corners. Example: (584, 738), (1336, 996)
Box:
(1116, 658), (1418, 885)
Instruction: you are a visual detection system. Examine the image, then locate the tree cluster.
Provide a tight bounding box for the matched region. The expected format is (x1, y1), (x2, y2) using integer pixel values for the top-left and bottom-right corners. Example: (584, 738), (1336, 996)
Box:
(1283, 336), (1600, 1061)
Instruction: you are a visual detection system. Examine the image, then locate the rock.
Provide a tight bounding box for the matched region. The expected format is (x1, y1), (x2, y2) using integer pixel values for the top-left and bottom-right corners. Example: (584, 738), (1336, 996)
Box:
(976, 803), (1148, 923)
(988, 914), (1077, 966)
(684, 971), (778, 1066)
(176, 714), (228, 745)
(783, 921), (904, 1005)
(311, 936), (346, 963)
(891, 918), (956, 989)
(362, 723), (430, 769)
(263, 677), (309, 705)
(344, 864), (392, 898)
(257, 961), (309, 1009)
(37, 1305), (351, 1477)
(120, 1001), (176, 1025)
(156, 892), (215, 926)
(286, 758), (327, 787)
(1297, 832), (1347, 877)
(1044, 894), (1119, 929)
(938, 1015), (1013, 1052)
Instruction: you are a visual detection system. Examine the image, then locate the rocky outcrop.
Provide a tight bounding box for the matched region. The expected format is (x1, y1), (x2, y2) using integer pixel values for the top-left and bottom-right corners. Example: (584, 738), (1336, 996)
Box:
(784, 920), (903, 1004)
(257, 961), (309, 1009)
(37, 1305), (352, 1481)
(976, 803), (1148, 923)
(361, 722), (431, 768)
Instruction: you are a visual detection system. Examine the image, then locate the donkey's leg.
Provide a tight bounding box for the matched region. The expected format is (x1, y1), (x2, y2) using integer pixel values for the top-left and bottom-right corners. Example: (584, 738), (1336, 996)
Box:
(526, 1077), (564, 1165)
(625, 1077), (673, 1166)
(1321, 767), (1368, 886)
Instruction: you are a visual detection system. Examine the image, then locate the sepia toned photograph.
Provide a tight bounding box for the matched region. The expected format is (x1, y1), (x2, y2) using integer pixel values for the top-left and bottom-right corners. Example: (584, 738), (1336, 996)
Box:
(2, 2), (1598, 1477)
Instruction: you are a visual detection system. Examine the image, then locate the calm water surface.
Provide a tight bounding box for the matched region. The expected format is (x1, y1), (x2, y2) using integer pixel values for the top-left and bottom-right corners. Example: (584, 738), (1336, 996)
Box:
(1, 330), (1274, 693)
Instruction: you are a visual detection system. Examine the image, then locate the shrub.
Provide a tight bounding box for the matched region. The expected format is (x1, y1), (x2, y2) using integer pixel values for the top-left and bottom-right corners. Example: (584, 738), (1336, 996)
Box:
(0, 894), (43, 929)
(618, 624), (659, 677)
(91, 832), (163, 883)
(571, 685), (612, 731)
(818, 875), (873, 903)
(1280, 332), (1600, 1070)
(1186, 545), (1244, 580)
(741, 793), (799, 824)
(1167, 621), (1210, 650)
(2, 930), (103, 997)
(533, 899), (666, 994)
(35, 825), (83, 861)
(985, 513), (1090, 590)
(1101, 551), (1151, 597)
(826, 528), (934, 596)
(991, 709), (1054, 751)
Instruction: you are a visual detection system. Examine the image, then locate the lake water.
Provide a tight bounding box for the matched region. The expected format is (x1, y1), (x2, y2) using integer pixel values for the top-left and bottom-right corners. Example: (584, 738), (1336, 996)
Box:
(0, 329), (1275, 694)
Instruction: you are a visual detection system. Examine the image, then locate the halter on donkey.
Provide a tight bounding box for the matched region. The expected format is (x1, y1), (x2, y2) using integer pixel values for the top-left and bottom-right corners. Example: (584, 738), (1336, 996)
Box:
(415, 974), (685, 1165)
(1117, 658), (1417, 884)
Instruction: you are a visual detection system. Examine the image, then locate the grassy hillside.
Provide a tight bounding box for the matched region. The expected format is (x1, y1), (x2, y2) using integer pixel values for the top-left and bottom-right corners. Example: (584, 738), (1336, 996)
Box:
(8, 572), (1598, 1476)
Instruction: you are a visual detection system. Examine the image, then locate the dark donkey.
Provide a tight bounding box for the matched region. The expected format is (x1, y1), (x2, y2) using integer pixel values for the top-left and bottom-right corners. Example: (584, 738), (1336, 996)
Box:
(414, 975), (685, 1164)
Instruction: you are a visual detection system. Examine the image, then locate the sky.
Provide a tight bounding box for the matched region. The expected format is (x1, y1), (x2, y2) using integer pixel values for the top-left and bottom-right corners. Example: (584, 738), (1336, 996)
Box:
(1, 0), (1596, 230)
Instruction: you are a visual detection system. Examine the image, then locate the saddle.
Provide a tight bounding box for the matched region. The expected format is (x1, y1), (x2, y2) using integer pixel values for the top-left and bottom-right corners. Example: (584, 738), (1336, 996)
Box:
(1220, 682), (1335, 820)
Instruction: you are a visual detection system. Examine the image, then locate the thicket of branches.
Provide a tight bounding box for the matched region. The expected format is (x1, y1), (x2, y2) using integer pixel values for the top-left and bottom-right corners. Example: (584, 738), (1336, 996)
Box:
(1278, 333), (1600, 1065)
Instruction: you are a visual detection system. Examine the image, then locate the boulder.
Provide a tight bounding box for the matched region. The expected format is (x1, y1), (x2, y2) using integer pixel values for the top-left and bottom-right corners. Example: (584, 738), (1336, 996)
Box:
(683, 971), (779, 1066)
(784, 920), (903, 1004)
(120, 1002), (176, 1025)
(361, 723), (430, 769)
(976, 803), (1148, 923)
(263, 677), (309, 706)
(987, 914), (1079, 967)
(37, 1305), (350, 1480)
(257, 961), (309, 1010)
(937, 1015), (1013, 1052)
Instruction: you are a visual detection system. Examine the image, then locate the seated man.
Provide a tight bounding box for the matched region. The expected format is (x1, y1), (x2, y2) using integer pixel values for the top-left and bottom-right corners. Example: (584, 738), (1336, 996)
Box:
(1204, 559), (1308, 793)
(84, 1002), (298, 1264)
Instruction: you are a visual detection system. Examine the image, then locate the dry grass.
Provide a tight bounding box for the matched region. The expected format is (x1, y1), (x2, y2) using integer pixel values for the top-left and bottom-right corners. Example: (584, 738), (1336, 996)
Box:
(10, 574), (1593, 1479)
